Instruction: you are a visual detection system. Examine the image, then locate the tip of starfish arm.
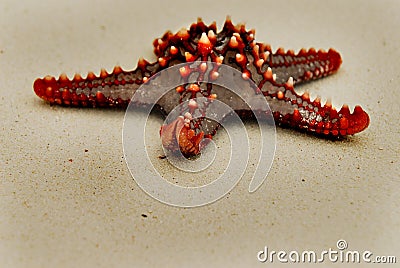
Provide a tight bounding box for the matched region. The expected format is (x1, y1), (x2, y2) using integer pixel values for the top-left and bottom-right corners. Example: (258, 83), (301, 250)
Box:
(346, 105), (370, 135)
(160, 116), (205, 157)
(33, 76), (58, 102)
(33, 78), (45, 98)
(328, 48), (343, 73)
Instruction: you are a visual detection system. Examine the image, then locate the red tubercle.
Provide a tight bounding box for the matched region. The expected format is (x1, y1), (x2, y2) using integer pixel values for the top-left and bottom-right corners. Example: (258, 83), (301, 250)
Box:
(291, 109), (302, 125)
(198, 32), (213, 56)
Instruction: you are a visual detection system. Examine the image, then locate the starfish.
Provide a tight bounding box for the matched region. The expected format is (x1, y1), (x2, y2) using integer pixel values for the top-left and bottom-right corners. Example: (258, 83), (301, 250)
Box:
(33, 18), (370, 156)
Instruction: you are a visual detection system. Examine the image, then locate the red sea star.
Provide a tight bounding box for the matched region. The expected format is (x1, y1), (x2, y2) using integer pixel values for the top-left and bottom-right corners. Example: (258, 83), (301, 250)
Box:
(33, 18), (370, 156)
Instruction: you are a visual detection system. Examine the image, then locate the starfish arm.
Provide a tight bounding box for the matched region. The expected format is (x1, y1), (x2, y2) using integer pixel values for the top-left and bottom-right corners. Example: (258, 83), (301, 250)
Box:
(259, 77), (369, 137)
(265, 47), (342, 84)
(153, 17), (342, 85)
(33, 60), (160, 108)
